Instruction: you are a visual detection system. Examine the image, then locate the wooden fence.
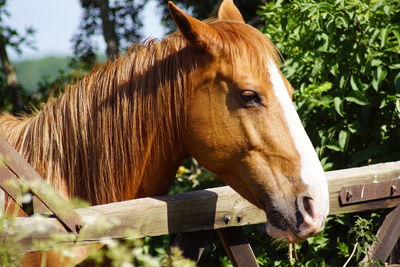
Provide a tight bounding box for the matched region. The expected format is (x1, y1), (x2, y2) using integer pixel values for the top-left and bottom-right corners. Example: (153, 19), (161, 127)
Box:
(1, 135), (400, 266)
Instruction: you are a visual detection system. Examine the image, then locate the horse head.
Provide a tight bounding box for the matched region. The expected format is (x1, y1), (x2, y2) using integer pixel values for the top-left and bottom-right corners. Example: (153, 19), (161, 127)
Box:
(169, 0), (329, 243)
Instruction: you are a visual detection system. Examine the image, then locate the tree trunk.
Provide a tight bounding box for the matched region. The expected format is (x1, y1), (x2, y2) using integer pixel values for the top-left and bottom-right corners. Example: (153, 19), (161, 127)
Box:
(0, 34), (22, 114)
(96, 0), (119, 61)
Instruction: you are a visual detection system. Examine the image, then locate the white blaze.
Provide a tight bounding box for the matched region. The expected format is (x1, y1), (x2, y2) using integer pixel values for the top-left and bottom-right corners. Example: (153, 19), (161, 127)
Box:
(267, 59), (329, 217)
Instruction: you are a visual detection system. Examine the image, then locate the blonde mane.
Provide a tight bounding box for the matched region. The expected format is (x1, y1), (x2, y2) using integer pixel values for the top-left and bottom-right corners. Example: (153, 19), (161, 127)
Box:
(0, 21), (278, 205)
(1, 35), (196, 204)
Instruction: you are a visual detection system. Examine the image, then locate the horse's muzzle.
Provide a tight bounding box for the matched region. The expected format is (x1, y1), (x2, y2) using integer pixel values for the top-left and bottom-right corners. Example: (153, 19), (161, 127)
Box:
(265, 195), (326, 243)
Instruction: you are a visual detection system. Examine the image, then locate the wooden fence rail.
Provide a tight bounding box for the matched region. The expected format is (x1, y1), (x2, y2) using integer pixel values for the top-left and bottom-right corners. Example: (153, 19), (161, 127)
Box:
(4, 160), (400, 252)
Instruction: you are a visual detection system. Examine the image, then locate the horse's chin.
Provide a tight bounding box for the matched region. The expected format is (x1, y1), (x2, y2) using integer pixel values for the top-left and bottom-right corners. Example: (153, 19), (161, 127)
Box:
(265, 223), (306, 243)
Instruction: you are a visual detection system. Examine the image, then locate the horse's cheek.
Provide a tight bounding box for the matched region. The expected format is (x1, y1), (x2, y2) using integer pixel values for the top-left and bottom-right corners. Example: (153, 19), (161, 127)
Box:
(183, 105), (239, 173)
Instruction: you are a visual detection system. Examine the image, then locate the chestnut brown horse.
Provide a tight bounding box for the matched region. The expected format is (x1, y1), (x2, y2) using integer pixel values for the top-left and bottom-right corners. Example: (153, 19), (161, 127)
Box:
(0, 0), (329, 265)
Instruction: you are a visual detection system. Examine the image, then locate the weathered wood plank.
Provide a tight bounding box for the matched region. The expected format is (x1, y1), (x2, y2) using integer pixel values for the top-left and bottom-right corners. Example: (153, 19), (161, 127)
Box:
(364, 205), (400, 265)
(0, 137), (82, 234)
(340, 179), (400, 204)
(0, 166), (22, 206)
(0, 188), (4, 216)
(4, 161), (400, 252)
(217, 227), (258, 267)
(327, 161), (400, 214)
(389, 238), (400, 264)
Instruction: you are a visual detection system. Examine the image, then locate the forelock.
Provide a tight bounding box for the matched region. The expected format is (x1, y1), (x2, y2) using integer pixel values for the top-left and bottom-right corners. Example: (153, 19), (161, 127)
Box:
(210, 21), (280, 73)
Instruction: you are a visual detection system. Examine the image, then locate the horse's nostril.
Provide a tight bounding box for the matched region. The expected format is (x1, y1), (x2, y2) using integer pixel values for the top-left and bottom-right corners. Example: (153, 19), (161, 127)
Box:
(302, 196), (316, 220)
(294, 195), (325, 239)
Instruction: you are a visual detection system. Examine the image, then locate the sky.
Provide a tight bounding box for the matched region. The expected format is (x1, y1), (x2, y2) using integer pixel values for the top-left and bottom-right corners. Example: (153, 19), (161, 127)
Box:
(6, 0), (165, 61)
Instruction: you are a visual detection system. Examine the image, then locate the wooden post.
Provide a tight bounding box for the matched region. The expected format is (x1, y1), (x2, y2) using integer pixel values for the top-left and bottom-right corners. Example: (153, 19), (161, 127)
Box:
(389, 237), (400, 264)
(364, 205), (400, 266)
(0, 188), (4, 217)
(172, 231), (212, 262)
(217, 227), (258, 267)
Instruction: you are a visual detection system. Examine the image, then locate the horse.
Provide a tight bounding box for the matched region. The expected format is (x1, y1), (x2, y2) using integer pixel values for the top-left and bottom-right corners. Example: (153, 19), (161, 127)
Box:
(0, 0), (329, 266)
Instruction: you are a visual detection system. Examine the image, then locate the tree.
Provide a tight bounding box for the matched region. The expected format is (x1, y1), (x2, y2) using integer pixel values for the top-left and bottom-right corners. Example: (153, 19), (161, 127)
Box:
(72, 0), (265, 65)
(72, 0), (144, 63)
(157, 0), (266, 33)
(0, 0), (35, 114)
(95, 0), (120, 60)
(0, 33), (20, 112)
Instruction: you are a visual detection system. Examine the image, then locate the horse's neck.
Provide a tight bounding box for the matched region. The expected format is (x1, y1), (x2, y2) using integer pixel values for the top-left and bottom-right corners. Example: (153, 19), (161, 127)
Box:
(0, 85), (188, 205)
(0, 108), (187, 205)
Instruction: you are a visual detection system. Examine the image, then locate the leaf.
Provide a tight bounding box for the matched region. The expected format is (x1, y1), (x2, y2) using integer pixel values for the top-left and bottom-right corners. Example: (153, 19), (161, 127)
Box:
(339, 75), (349, 89)
(311, 59), (323, 75)
(389, 64), (400, 69)
(395, 72), (400, 93)
(337, 241), (350, 257)
(371, 59), (382, 66)
(347, 123), (359, 134)
(326, 144), (341, 152)
(350, 75), (364, 91)
(369, 28), (380, 45)
(380, 27), (389, 48)
(317, 33), (330, 52)
(336, 15), (348, 28)
(326, 19), (335, 34)
(383, 5), (391, 15)
(330, 63), (339, 76)
(379, 98), (387, 108)
(396, 100), (400, 118)
(393, 28), (400, 44)
(339, 130), (350, 151)
(345, 90), (369, 105)
(372, 66), (388, 90)
(323, 162), (334, 171)
(334, 97), (345, 116)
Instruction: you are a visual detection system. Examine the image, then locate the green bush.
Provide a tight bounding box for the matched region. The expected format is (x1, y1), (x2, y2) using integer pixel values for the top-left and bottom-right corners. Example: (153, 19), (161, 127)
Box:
(259, 0), (400, 170)
(246, 0), (400, 265)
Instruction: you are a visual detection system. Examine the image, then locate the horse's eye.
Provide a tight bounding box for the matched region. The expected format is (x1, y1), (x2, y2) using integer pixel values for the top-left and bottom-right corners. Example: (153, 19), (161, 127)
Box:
(240, 90), (262, 107)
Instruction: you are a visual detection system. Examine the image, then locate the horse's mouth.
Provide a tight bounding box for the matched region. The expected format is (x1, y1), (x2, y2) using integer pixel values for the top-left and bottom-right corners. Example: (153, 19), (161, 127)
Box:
(264, 209), (304, 243)
(266, 222), (306, 243)
(264, 208), (323, 243)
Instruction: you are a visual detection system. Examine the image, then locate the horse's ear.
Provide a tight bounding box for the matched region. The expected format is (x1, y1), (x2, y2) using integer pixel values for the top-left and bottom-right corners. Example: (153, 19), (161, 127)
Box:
(168, 1), (219, 52)
(218, 0), (244, 23)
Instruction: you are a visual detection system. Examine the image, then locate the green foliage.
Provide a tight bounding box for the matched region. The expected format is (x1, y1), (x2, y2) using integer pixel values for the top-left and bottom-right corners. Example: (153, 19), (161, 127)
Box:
(158, 0), (264, 33)
(0, 0), (36, 113)
(0, 207), (195, 267)
(0, 217), (21, 267)
(0, 1), (35, 56)
(170, 158), (223, 194)
(86, 238), (163, 267)
(349, 216), (377, 261)
(259, 0), (400, 170)
(72, 0), (144, 62)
